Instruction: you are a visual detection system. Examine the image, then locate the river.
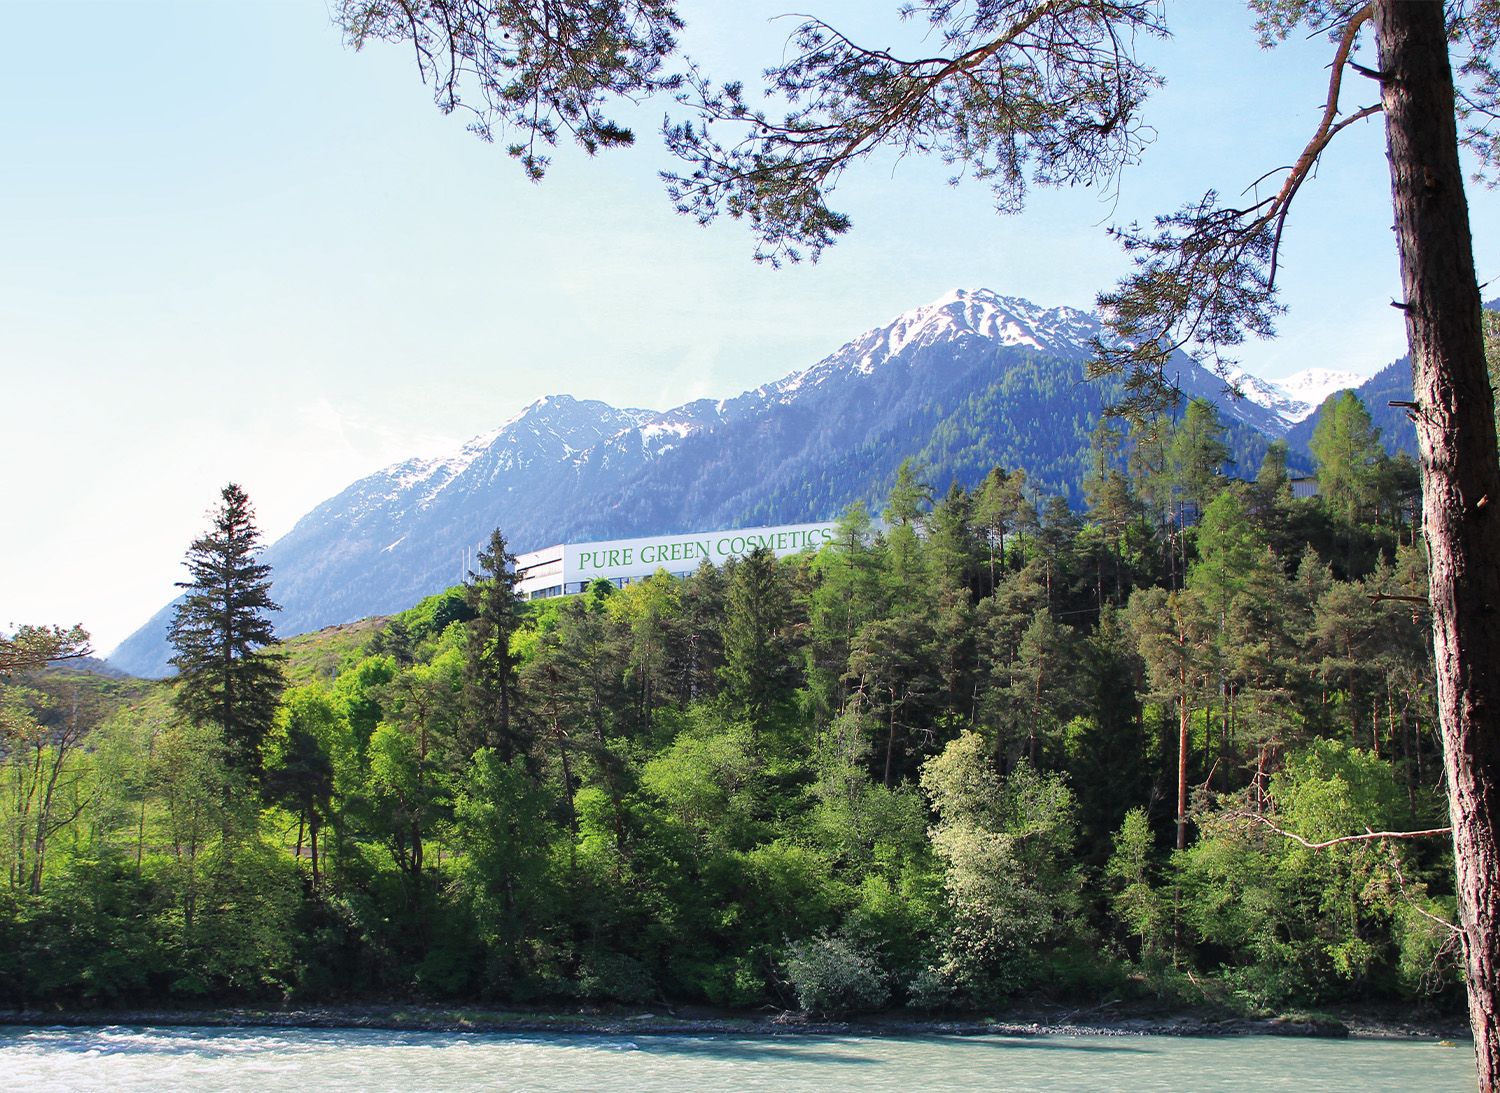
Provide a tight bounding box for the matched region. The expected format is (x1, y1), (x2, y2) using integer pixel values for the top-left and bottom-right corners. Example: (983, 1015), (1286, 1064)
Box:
(0, 1025), (1477, 1092)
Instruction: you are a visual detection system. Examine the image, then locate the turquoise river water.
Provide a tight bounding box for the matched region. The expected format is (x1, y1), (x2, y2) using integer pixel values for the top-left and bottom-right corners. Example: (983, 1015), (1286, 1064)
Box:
(0, 1025), (1478, 1093)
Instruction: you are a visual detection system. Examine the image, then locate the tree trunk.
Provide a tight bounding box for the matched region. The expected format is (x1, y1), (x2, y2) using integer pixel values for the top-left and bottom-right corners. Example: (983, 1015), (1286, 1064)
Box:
(557, 721), (578, 838)
(884, 689), (898, 788)
(1374, 3), (1500, 1086)
(309, 812), (320, 891)
(1177, 690), (1190, 850)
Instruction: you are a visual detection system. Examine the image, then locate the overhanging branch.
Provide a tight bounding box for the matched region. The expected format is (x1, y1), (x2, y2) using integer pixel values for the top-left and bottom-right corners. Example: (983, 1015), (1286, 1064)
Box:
(1093, 3), (1386, 400)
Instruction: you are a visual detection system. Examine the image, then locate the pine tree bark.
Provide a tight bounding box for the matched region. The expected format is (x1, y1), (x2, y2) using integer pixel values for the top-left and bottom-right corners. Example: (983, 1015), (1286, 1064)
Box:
(1374, 3), (1500, 1086)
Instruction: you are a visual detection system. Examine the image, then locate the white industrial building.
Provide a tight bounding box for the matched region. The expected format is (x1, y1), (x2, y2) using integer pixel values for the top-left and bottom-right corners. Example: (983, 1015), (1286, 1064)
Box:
(513, 520), (839, 600)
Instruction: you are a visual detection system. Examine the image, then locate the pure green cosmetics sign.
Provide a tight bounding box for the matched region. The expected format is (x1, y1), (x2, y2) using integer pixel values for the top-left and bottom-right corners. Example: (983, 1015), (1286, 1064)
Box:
(512, 521), (841, 595)
(563, 522), (837, 585)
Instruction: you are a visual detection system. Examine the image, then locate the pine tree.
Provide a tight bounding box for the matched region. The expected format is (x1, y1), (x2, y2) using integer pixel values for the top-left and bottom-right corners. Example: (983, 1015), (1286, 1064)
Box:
(1128, 585), (1212, 850)
(883, 457), (932, 529)
(168, 483), (285, 780)
(1084, 422), (1141, 607)
(975, 466), (1036, 584)
(925, 482), (981, 597)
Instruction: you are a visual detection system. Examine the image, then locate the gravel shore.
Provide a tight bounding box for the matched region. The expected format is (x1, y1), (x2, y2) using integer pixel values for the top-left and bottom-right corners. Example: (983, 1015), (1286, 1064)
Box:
(0, 1003), (1470, 1043)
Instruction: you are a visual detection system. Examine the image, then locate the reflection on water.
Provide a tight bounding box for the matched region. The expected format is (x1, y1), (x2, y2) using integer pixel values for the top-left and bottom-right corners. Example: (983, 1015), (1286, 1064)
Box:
(0, 1024), (1477, 1093)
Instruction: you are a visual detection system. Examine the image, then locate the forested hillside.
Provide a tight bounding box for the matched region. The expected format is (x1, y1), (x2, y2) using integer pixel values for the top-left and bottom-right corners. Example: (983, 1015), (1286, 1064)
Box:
(1, 396), (1454, 1017)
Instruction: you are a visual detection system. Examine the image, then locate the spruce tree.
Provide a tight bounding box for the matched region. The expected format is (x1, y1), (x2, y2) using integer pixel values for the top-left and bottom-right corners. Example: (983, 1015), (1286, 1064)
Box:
(722, 545), (794, 745)
(168, 483), (285, 780)
(463, 528), (523, 762)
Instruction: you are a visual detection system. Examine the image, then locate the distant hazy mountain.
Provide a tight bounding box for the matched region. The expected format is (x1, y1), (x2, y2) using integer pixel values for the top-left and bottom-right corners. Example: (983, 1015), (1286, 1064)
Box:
(108, 288), (1306, 677)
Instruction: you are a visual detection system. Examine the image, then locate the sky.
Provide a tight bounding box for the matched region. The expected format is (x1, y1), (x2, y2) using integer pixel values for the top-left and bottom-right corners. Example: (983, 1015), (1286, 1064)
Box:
(3, 1), (1495, 656)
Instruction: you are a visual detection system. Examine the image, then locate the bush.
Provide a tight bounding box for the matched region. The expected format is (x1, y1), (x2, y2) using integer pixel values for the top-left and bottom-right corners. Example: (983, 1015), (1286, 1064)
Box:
(782, 933), (889, 1018)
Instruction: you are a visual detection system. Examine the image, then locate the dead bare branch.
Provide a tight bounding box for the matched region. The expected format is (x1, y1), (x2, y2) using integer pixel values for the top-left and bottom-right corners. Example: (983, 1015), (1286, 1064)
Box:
(1240, 810), (1451, 849)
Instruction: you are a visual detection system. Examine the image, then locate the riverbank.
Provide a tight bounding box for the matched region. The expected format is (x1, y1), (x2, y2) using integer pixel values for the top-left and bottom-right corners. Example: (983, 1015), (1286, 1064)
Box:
(0, 1002), (1469, 1043)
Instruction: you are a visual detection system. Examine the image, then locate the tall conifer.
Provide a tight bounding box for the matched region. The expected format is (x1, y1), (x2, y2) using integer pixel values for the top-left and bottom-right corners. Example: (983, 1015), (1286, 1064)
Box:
(1309, 391), (1384, 525)
(168, 483), (285, 780)
(464, 528), (523, 762)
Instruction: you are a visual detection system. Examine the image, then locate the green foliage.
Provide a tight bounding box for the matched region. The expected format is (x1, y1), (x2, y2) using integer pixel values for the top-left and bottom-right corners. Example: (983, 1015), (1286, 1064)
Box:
(914, 733), (1081, 1008)
(0, 624), (91, 675)
(338, 0), (683, 182)
(265, 684), (345, 887)
(574, 950), (656, 1004)
(453, 750), (555, 950)
(722, 547), (796, 738)
(1180, 739), (1448, 1006)
(641, 720), (760, 849)
(163, 840), (301, 996)
(661, 2), (1166, 263)
(0, 860), (159, 1003)
(5, 436), (1455, 1014)
(397, 585), (477, 646)
(1190, 487), (1265, 610)
(1171, 399), (1232, 514)
(464, 529), (524, 761)
(808, 705), (928, 867)
(1105, 809), (1171, 979)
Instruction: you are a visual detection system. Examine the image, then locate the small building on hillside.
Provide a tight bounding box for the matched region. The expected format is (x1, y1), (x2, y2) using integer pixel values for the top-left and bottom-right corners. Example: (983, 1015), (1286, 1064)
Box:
(514, 520), (839, 599)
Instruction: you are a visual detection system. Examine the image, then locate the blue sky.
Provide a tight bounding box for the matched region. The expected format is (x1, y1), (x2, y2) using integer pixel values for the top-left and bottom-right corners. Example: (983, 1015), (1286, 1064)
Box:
(3, 1), (1494, 654)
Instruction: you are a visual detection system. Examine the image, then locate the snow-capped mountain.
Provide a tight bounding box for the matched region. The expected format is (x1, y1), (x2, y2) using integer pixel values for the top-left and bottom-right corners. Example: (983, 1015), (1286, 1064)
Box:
(773, 289), (1108, 391)
(109, 288), (1319, 676)
(722, 288), (1289, 434)
(1276, 368), (1368, 413)
(1226, 367), (1367, 425)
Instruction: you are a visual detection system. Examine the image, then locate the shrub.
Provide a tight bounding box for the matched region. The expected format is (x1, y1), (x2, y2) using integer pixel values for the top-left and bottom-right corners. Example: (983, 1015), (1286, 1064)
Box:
(782, 933), (889, 1018)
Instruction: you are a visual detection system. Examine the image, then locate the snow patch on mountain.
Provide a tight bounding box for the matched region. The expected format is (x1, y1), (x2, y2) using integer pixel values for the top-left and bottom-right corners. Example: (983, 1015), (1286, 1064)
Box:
(1223, 369), (1314, 425)
(384, 425), (504, 504)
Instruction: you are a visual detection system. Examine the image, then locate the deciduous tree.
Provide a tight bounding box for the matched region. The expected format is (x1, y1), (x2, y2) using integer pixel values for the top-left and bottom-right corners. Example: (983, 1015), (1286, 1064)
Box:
(0, 626), (90, 675)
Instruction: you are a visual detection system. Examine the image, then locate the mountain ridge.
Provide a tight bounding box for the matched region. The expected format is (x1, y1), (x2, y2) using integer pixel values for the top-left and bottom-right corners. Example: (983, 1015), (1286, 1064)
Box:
(107, 288), (1344, 676)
